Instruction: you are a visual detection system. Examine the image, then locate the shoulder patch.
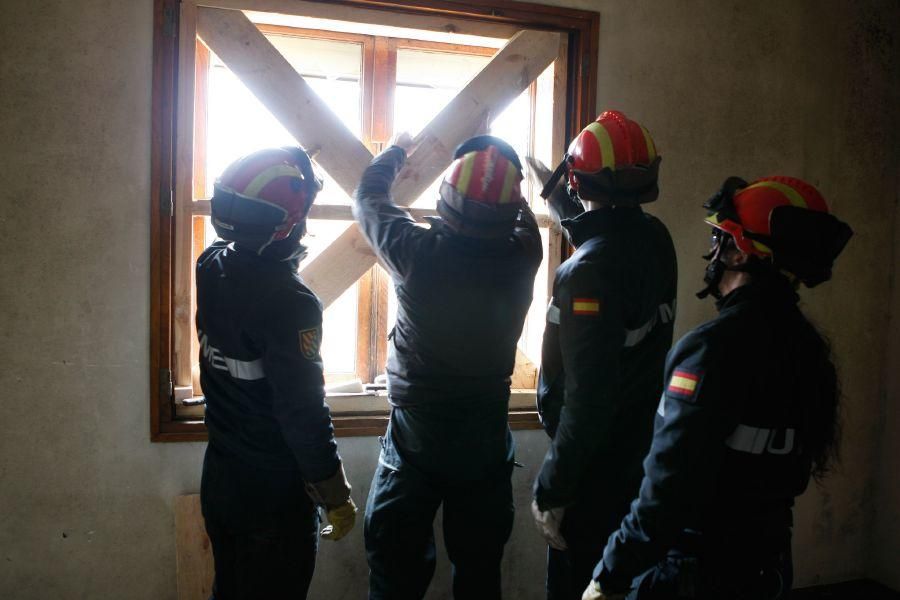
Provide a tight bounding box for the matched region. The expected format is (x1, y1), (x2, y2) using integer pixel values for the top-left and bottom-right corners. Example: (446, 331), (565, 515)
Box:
(667, 368), (700, 399)
(572, 297), (602, 316)
(299, 327), (322, 360)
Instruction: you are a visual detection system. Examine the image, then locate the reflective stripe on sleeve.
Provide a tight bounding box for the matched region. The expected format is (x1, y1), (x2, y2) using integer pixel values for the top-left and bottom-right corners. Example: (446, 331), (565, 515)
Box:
(656, 393), (666, 417)
(624, 301), (675, 347)
(223, 356), (266, 381)
(725, 425), (796, 455)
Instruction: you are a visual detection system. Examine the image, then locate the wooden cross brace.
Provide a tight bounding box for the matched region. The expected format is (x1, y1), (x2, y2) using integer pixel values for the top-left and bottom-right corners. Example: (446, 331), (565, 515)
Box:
(197, 7), (559, 307)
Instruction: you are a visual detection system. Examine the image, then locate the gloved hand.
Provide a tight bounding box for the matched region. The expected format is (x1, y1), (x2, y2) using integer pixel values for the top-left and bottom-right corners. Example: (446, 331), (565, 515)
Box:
(582, 580), (626, 600)
(321, 498), (358, 541)
(531, 499), (567, 550)
(305, 462), (357, 542)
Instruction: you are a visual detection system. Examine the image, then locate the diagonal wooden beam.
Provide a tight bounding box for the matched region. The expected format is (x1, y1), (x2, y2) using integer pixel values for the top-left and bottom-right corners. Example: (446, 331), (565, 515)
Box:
(197, 7), (558, 306)
(300, 28), (560, 306)
(197, 7), (373, 197)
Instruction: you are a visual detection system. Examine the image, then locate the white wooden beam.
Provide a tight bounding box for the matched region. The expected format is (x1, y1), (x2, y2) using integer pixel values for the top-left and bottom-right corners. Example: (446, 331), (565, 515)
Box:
(301, 29), (561, 306)
(197, 8), (558, 307)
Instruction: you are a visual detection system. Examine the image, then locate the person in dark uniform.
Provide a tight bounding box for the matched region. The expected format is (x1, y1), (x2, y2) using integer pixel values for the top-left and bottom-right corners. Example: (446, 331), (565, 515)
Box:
(583, 176), (853, 600)
(197, 147), (358, 600)
(356, 133), (543, 600)
(527, 110), (678, 600)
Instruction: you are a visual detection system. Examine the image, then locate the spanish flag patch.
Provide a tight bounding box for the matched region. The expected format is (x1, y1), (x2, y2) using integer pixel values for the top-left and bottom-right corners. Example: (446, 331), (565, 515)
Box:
(667, 369), (700, 398)
(572, 297), (602, 316)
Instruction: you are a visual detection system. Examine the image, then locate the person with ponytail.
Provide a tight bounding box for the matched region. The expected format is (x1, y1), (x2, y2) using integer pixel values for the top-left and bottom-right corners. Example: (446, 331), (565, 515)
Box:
(583, 176), (852, 600)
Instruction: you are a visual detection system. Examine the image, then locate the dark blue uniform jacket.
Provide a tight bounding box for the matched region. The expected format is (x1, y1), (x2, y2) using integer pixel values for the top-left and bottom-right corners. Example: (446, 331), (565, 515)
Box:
(596, 274), (830, 591)
(353, 146), (543, 406)
(196, 241), (340, 482)
(534, 206), (678, 511)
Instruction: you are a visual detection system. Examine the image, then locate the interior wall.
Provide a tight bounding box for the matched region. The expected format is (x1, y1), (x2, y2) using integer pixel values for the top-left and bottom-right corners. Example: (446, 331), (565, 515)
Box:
(873, 149), (900, 589)
(568, 0), (900, 588)
(0, 1), (897, 599)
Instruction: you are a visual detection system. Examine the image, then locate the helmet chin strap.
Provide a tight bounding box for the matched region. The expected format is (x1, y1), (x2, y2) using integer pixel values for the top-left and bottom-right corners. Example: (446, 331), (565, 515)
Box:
(697, 240), (728, 300)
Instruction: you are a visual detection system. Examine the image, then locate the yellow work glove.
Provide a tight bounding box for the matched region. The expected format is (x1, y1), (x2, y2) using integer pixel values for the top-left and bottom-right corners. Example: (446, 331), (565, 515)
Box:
(582, 580), (626, 600)
(321, 498), (358, 541)
(305, 462), (357, 542)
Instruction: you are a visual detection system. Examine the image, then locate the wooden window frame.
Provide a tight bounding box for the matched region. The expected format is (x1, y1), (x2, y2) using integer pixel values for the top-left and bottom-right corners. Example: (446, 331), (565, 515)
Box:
(150, 0), (599, 442)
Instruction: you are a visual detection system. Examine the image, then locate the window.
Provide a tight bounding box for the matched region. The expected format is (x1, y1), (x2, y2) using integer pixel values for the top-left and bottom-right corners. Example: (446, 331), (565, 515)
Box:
(150, 0), (599, 441)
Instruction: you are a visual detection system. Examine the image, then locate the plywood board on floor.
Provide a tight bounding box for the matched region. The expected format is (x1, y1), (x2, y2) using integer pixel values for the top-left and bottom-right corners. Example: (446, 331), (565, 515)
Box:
(175, 494), (214, 600)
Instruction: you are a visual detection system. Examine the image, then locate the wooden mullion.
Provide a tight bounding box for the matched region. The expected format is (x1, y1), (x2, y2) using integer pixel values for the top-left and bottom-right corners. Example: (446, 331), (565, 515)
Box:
(361, 35), (377, 145)
(371, 36), (396, 145)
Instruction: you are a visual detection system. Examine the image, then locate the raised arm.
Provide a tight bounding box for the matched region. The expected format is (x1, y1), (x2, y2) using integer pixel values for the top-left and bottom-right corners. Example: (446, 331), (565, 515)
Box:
(352, 140), (424, 280)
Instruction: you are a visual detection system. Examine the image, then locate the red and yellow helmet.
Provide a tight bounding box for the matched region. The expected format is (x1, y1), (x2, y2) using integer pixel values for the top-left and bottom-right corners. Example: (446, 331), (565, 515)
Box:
(443, 146), (523, 205)
(705, 176), (829, 257)
(212, 147), (322, 250)
(437, 135), (524, 237)
(703, 175), (852, 287)
(541, 110), (661, 204)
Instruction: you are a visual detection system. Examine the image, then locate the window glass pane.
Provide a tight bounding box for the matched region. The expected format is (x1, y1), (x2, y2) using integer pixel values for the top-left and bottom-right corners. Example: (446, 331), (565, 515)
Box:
(394, 49), (491, 208)
(321, 283), (358, 375)
(205, 35), (362, 206)
(531, 63), (555, 213)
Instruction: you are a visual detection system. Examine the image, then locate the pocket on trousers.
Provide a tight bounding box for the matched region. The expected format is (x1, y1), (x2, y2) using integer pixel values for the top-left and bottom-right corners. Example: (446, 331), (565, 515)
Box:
(377, 435), (402, 474)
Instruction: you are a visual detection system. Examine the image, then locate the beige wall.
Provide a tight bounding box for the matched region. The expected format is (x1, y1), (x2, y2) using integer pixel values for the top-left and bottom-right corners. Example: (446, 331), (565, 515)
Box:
(0, 1), (897, 598)
(575, 0), (900, 587)
(873, 156), (900, 589)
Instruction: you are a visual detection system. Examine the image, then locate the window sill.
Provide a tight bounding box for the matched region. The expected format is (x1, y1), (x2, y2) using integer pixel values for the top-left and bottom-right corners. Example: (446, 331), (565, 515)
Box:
(154, 390), (542, 442)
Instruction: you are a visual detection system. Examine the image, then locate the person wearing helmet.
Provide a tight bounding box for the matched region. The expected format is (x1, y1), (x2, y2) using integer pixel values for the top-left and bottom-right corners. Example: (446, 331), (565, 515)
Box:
(355, 133), (542, 599)
(527, 110), (678, 600)
(197, 147), (357, 600)
(582, 177), (852, 600)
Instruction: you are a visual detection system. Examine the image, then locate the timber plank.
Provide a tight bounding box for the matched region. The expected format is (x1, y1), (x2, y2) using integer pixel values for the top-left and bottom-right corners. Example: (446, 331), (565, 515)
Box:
(175, 495), (214, 600)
